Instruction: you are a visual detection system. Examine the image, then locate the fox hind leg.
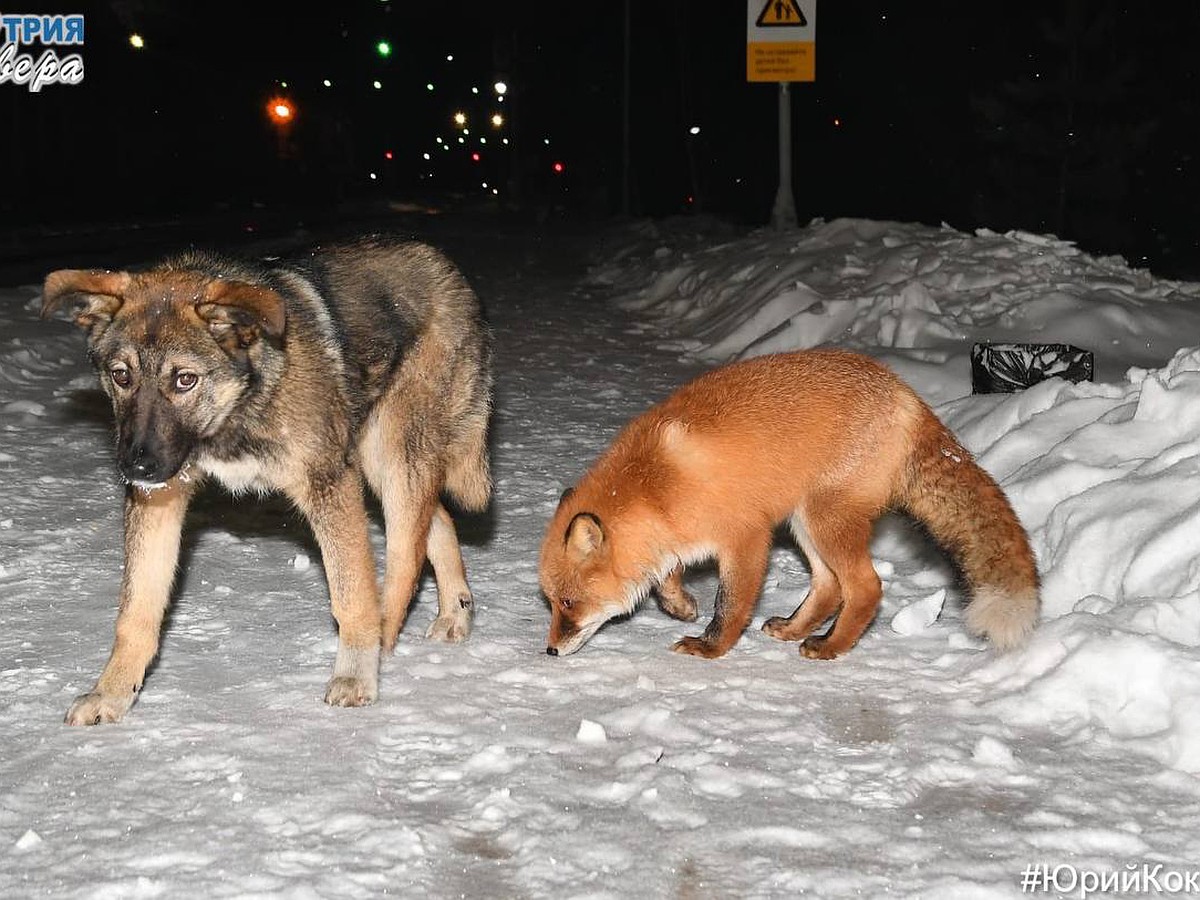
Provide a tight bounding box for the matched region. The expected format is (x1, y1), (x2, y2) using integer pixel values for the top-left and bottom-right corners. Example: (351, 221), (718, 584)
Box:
(763, 510), (842, 642)
(797, 506), (881, 660)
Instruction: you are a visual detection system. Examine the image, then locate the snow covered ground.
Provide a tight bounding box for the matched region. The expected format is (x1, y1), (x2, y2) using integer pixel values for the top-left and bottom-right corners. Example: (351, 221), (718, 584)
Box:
(3, 215), (1200, 898)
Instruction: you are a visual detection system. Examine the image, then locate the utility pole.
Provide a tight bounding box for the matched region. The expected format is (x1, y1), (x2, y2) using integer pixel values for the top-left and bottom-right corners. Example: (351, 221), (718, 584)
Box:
(771, 82), (797, 230)
(622, 0), (632, 216)
(746, 0), (816, 231)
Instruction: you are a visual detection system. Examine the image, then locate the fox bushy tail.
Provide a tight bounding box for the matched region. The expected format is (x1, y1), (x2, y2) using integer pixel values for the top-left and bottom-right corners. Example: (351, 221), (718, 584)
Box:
(896, 409), (1039, 649)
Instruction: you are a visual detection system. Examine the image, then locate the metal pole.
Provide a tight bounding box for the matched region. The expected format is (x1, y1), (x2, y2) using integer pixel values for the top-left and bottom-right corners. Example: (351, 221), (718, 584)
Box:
(771, 81), (797, 230)
(622, 0), (631, 216)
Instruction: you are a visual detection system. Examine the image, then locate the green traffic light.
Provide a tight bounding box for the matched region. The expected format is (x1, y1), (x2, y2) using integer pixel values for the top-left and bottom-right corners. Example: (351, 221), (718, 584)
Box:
(376, 41), (391, 57)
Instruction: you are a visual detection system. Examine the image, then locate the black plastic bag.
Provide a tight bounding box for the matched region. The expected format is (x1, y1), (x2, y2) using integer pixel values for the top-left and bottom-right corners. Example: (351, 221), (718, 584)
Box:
(971, 342), (1094, 394)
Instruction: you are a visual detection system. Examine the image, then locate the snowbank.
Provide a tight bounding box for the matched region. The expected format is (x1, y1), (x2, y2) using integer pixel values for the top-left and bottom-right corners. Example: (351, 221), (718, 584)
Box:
(592, 217), (1200, 776)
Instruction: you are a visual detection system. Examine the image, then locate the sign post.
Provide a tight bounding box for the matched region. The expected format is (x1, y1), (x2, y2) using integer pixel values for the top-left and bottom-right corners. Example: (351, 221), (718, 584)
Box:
(747, 0), (816, 230)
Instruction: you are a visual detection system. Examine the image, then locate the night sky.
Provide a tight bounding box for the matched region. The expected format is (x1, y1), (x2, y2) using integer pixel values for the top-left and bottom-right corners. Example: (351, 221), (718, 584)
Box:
(5, 2), (1199, 276)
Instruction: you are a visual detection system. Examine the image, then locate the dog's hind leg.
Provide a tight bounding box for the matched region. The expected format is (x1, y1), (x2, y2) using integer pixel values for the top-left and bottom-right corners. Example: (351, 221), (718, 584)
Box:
(360, 393), (445, 651)
(294, 468), (381, 707)
(65, 477), (195, 725)
(366, 460), (438, 652)
(380, 493), (438, 651)
(424, 503), (474, 642)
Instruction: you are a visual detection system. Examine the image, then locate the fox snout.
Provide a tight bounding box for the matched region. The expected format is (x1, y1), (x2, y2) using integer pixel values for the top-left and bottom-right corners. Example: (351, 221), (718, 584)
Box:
(546, 604), (613, 657)
(546, 607), (578, 657)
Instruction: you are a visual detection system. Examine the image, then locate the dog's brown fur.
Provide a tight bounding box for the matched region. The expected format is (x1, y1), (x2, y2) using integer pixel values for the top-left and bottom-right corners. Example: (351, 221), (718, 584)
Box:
(42, 237), (492, 725)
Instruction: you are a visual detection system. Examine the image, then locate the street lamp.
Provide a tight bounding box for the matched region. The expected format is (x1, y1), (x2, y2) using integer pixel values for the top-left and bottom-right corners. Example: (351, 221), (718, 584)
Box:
(267, 97), (294, 125)
(266, 96), (296, 159)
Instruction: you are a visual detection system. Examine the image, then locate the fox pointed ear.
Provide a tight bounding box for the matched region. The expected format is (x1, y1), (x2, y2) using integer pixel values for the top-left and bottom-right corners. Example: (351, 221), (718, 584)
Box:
(557, 486), (575, 507)
(196, 279), (286, 349)
(565, 512), (604, 559)
(41, 269), (131, 335)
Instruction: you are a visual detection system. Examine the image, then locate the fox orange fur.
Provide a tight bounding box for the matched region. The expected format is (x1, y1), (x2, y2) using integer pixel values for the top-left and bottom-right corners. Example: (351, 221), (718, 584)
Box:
(539, 349), (1039, 660)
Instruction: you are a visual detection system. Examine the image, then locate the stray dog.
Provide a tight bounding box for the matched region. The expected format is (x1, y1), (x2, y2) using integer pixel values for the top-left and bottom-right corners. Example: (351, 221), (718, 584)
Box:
(42, 236), (492, 725)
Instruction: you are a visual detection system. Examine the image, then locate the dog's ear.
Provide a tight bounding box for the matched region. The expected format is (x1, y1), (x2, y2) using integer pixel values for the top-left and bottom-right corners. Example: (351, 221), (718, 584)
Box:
(195, 279), (286, 349)
(565, 512), (604, 560)
(41, 269), (131, 335)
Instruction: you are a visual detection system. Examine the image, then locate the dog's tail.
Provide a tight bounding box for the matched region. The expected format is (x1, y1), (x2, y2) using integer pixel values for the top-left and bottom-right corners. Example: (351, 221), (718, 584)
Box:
(445, 431), (491, 512)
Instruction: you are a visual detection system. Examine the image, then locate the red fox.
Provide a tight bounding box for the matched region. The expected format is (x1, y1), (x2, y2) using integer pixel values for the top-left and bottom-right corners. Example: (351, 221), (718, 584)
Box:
(539, 349), (1039, 660)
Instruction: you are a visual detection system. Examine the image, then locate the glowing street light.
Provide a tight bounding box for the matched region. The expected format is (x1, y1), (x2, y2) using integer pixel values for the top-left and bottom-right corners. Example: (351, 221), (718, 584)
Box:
(129, 33), (145, 49)
(491, 113), (504, 127)
(266, 96), (296, 161)
(453, 111), (467, 127)
(267, 97), (295, 124)
(494, 81), (507, 95)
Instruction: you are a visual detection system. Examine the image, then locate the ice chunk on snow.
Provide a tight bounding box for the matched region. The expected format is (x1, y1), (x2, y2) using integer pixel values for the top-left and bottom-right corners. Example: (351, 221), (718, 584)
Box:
(15, 829), (42, 851)
(971, 735), (1017, 769)
(576, 719), (607, 744)
(890, 589), (946, 635)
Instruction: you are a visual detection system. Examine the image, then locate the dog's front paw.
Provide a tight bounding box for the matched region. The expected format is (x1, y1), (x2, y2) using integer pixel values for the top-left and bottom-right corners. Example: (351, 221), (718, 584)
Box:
(64, 691), (133, 726)
(426, 609), (472, 643)
(324, 676), (378, 708)
(670, 636), (725, 659)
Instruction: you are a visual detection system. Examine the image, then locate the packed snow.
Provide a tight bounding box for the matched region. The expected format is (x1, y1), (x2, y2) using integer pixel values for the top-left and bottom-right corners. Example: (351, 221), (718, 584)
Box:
(2, 214), (1199, 898)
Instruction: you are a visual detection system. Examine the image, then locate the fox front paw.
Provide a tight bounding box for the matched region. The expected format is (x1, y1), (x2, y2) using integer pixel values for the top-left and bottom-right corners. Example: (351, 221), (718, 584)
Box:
(799, 637), (843, 660)
(657, 589), (698, 622)
(762, 615), (811, 642)
(670, 636), (726, 659)
(64, 691), (134, 726)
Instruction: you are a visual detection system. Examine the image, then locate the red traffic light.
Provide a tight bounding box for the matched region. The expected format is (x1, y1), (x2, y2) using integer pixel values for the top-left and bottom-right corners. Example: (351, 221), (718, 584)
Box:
(552, 161), (564, 173)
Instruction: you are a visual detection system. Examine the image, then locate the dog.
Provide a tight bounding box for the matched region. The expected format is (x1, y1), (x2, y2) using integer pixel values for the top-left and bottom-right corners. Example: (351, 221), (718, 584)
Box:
(41, 236), (492, 725)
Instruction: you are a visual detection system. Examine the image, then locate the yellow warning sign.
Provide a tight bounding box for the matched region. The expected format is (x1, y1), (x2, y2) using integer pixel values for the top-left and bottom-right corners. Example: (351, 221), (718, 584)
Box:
(756, 0), (806, 28)
(747, 0), (816, 82)
(747, 43), (814, 82)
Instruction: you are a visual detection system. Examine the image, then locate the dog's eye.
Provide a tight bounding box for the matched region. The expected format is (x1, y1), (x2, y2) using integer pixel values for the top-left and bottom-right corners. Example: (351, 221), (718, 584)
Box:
(174, 372), (199, 392)
(110, 367), (131, 388)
